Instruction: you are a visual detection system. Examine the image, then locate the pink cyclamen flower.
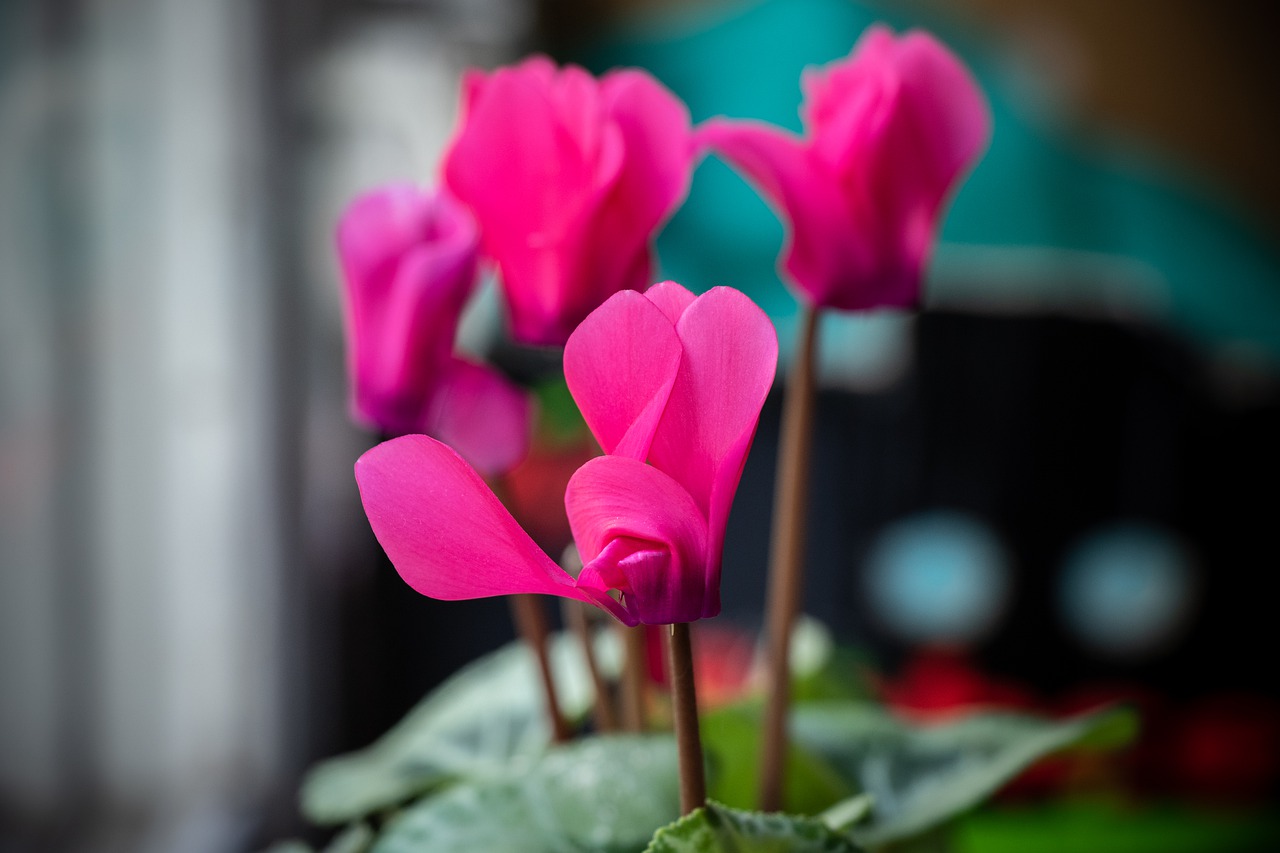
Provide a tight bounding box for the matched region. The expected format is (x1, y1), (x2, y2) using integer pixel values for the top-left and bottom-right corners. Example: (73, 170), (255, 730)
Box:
(442, 56), (694, 346)
(354, 282), (777, 626)
(338, 183), (530, 476)
(698, 25), (990, 311)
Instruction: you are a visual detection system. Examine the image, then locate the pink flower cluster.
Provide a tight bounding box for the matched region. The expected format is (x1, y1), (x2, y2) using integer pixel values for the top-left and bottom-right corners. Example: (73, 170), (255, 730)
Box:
(338, 27), (989, 623)
(357, 283), (776, 625)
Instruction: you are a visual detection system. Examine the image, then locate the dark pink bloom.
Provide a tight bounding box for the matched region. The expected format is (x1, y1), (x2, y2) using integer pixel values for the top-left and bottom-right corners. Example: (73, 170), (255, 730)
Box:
(338, 183), (530, 476)
(698, 25), (990, 311)
(443, 56), (693, 345)
(354, 283), (776, 625)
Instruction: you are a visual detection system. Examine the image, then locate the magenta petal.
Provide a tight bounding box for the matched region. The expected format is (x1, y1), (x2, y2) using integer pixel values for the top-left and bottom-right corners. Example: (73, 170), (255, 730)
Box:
(649, 287), (777, 567)
(337, 185), (479, 434)
(443, 58), (692, 345)
(356, 435), (599, 608)
(569, 70), (693, 331)
(697, 120), (869, 308)
(428, 357), (532, 477)
(566, 455), (711, 624)
(564, 290), (682, 461)
(599, 69), (694, 232)
(444, 66), (607, 344)
(701, 27), (988, 312)
(889, 30), (991, 190)
(800, 24), (899, 150)
(642, 280), (697, 324)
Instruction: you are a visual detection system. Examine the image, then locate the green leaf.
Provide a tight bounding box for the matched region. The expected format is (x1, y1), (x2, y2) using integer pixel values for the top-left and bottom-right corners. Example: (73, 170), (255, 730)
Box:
(819, 795), (874, 832)
(701, 705), (854, 815)
(790, 703), (1137, 847)
(645, 802), (864, 852)
(955, 800), (1280, 853)
(324, 823), (374, 853)
(372, 735), (679, 853)
(532, 377), (589, 447)
(301, 632), (615, 825)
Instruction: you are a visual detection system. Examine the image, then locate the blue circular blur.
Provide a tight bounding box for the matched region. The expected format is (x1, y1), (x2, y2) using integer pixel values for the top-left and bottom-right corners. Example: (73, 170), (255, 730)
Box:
(863, 511), (1010, 645)
(1059, 524), (1196, 658)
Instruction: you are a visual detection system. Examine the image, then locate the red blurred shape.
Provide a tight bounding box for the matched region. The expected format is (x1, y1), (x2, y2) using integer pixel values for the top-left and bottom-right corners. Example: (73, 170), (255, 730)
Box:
(879, 648), (1036, 720)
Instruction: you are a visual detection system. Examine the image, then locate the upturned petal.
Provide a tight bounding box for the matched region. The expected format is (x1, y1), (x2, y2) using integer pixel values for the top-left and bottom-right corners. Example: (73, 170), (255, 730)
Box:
(648, 287), (778, 575)
(428, 357), (532, 477)
(699, 26), (989, 312)
(443, 57), (693, 345)
(696, 121), (873, 309)
(337, 184), (479, 434)
(596, 69), (695, 244)
(563, 290), (682, 461)
(642, 279), (697, 324)
(356, 435), (627, 621)
(567, 455), (710, 624)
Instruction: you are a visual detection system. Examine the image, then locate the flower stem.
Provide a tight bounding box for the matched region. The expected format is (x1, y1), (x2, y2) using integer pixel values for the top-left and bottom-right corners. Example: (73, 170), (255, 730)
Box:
(666, 622), (706, 814)
(567, 601), (617, 732)
(758, 304), (820, 811)
(620, 624), (648, 732)
(510, 594), (572, 742)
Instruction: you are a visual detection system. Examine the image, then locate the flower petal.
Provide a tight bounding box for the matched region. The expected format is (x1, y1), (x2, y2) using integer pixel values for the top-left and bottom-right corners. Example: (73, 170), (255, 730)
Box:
(648, 286), (777, 567)
(428, 357), (532, 477)
(564, 290), (682, 461)
(697, 120), (870, 308)
(337, 185), (478, 434)
(356, 435), (616, 616)
(443, 58), (691, 345)
(891, 30), (991, 193)
(797, 26), (990, 309)
(566, 455), (711, 624)
(643, 279), (697, 324)
(443, 63), (616, 344)
(599, 68), (694, 234)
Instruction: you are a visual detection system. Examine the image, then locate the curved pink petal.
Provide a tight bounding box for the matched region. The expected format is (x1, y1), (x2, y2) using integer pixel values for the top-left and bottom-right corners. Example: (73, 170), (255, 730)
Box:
(800, 24), (899, 147)
(443, 59), (692, 345)
(599, 69), (694, 232)
(569, 69), (693, 332)
(860, 30), (990, 292)
(702, 27), (988, 312)
(443, 65), (618, 344)
(337, 185), (479, 434)
(888, 30), (991, 189)
(697, 120), (872, 308)
(564, 290), (682, 461)
(566, 455), (710, 624)
(642, 279), (697, 324)
(356, 435), (623, 617)
(428, 357), (532, 477)
(648, 287), (777, 572)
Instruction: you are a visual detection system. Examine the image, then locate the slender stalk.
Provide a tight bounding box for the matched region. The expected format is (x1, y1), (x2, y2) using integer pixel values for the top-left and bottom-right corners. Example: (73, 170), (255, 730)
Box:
(509, 594), (572, 742)
(492, 475), (572, 743)
(666, 622), (706, 814)
(567, 601), (617, 732)
(620, 624), (648, 732)
(758, 304), (820, 811)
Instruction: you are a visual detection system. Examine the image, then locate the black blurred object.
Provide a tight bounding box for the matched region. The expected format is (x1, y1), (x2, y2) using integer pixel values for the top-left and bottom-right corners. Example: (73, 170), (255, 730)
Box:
(719, 308), (1278, 703)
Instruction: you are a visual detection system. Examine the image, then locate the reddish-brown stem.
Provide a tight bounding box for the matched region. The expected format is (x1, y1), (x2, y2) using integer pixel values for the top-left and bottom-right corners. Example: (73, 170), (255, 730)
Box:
(510, 594), (572, 742)
(666, 622), (706, 814)
(758, 304), (820, 811)
(567, 601), (617, 732)
(620, 624), (648, 732)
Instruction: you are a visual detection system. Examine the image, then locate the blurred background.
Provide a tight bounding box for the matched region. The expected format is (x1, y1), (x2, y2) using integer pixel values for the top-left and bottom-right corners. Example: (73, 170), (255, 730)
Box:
(2, 0), (1278, 850)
